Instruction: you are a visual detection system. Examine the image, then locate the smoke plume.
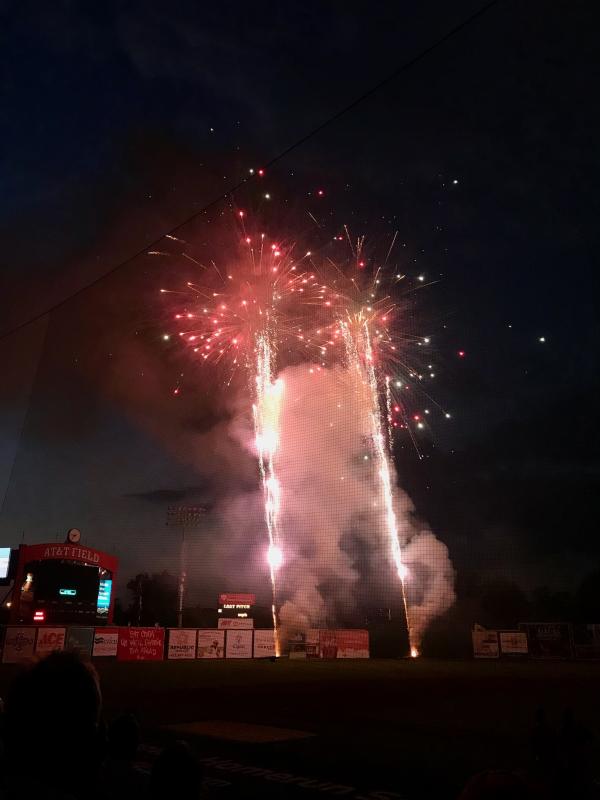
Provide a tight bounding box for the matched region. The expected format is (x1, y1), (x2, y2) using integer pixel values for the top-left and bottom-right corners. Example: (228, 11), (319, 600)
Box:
(257, 363), (456, 648)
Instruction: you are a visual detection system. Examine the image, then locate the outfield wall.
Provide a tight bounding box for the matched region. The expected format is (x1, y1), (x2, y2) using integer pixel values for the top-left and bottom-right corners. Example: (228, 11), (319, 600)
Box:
(0, 625), (370, 663)
(472, 622), (600, 660)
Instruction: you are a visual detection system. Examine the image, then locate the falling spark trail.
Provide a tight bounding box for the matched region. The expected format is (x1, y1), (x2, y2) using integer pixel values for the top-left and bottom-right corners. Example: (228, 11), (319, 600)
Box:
(344, 225), (356, 257)
(341, 318), (415, 655)
(307, 211), (321, 228)
(253, 330), (284, 656)
(384, 230), (398, 266)
(182, 252), (206, 268)
(385, 375), (394, 446)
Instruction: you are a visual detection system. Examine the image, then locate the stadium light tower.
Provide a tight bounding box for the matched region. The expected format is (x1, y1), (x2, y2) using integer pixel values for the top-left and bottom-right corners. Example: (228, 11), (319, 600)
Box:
(166, 505), (208, 628)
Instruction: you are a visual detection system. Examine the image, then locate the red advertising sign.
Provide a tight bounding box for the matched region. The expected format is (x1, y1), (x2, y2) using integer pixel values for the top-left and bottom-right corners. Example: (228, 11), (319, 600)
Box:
(117, 627), (165, 661)
(219, 593), (255, 606)
(317, 630), (369, 658)
(319, 630), (338, 659)
(336, 629), (369, 658)
(17, 543), (118, 573)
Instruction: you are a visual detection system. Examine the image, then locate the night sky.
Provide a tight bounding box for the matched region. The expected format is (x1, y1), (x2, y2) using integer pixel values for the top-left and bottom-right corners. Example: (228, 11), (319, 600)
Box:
(1, 1), (598, 607)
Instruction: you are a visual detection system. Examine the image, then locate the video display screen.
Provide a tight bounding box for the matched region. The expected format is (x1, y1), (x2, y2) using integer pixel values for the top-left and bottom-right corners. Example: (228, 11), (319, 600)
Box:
(33, 561), (100, 605)
(97, 578), (112, 615)
(0, 548), (11, 579)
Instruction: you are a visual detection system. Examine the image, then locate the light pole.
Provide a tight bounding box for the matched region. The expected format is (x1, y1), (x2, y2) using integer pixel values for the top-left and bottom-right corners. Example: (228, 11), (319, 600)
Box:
(166, 505), (207, 628)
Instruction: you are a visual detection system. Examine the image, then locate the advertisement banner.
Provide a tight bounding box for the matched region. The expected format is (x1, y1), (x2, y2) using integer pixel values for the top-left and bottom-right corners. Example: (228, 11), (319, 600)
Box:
(225, 629), (253, 658)
(93, 628), (119, 657)
(167, 629), (197, 660)
(472, 629), (500, 658)
(253, 629), (276, 658)
(306, 629), (320, 659)
(319, 630), (338, 659)
(573, 624), (600, 660)
(288, 632), (306, 660)
(35, 627), (66, 655)
(519, 623), (573, 659)
(336, 629), (369, 658)
(499, 630), (528, 656)
(117, 627), (165, 661)
(66, 627), (95, 658)
(219, 593), (256, 606)
(197, 629), (225, 658)
(2, 626), (36, 663)
(218, 617), (254, 630)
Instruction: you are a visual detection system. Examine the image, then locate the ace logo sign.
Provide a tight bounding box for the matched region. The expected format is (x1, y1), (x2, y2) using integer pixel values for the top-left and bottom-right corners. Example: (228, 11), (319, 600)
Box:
(35, 628), (66, 655)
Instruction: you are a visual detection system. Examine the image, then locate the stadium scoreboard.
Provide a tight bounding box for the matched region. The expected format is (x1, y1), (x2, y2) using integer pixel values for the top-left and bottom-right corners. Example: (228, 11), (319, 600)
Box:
(218, 592), (256, 619)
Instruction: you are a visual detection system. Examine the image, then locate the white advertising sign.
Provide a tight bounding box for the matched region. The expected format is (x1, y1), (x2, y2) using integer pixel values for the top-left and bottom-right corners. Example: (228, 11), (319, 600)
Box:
(218, 617), (254, 630)
(35, 627), (66, 655)
(499, 630), (528, 655)
(225, 629), (253, 658)
(472, 628), (499, 658)
(3, 627), (36, 663)
(92, 628), (119, 657)
(167, 629), (197, 660)
(253, 629), (276, 658)
(197, 629), (225, 659)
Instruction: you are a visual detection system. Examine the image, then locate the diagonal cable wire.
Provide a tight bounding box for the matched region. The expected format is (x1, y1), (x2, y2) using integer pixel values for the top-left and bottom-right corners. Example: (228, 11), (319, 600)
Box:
(0, 0), (501, 343)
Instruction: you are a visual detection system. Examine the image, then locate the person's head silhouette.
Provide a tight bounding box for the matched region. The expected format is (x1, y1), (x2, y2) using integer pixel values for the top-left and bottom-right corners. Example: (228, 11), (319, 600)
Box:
(4, 651), (103, 797)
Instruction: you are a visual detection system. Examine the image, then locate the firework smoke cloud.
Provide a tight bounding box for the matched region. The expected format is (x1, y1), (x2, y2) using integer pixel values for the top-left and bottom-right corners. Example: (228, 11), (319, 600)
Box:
(160, 214), (456, 651)
(260, 364), (455, 648)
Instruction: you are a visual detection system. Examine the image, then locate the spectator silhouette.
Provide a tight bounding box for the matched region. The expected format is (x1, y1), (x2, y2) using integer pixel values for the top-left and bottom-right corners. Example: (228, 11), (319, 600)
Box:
(2, 651), (104, 799)
(103, 713), (149, 798)
(150, 740), (203, 798)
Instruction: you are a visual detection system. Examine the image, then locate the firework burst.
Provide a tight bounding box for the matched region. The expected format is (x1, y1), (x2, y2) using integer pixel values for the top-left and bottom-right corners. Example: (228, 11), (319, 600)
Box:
(161, 221), (328, 377)
(313, 230), (444, 448)
(158, 215), (330, 653)
(158, 211), (450, 655)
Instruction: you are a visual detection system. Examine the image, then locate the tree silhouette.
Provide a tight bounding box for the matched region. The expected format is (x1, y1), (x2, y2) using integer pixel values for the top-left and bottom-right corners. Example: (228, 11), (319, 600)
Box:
(126, 571), (178, 627)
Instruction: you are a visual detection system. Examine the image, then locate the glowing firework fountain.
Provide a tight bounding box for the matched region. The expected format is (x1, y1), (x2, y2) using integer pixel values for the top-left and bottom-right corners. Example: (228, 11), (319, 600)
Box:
(340, 313), (416, 656)
(253, 330), (284, 655)
(161, 222), (327, 655)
